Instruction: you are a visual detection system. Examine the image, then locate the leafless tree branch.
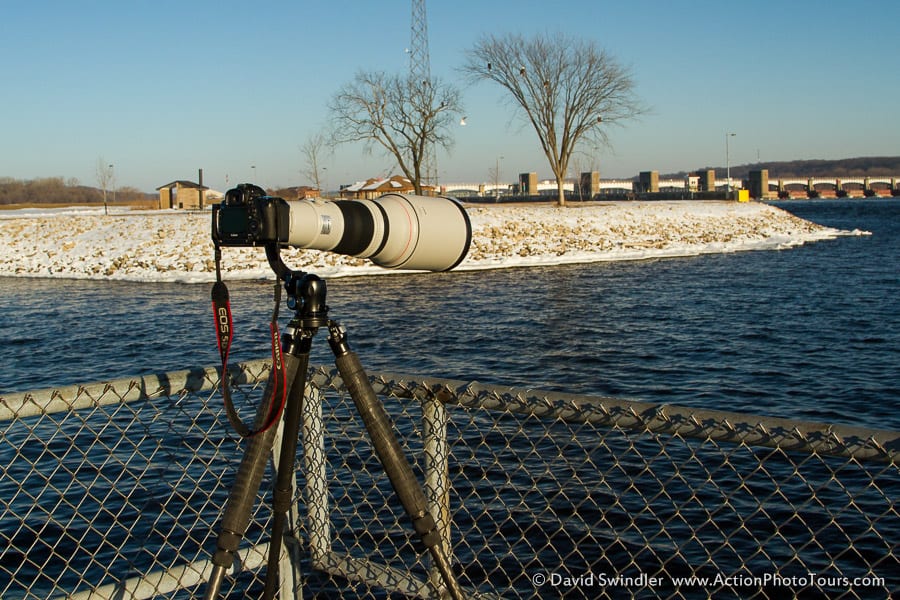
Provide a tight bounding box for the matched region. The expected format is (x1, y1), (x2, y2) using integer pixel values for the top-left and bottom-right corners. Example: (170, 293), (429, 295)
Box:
(299, 130), (331, 193)
(95, 158), (113, 215)
(462, 32), (646, 205)
(328, 70), (463, 195)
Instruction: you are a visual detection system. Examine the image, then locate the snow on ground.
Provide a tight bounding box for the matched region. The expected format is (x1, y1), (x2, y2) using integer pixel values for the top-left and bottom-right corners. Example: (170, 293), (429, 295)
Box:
(0, 201), (863, 283)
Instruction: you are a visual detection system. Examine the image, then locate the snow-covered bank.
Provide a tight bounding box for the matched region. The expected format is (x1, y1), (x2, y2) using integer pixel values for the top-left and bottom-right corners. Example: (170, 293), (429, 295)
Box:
(0, 201), (864, 283)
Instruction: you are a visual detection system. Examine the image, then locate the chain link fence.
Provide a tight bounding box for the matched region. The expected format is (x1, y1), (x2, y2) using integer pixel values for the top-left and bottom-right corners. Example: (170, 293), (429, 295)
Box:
(1, 359), (898, 599)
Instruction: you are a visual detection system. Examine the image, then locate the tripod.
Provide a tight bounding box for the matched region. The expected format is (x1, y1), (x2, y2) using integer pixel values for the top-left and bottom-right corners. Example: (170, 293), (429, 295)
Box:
(204, 246), (465, 600)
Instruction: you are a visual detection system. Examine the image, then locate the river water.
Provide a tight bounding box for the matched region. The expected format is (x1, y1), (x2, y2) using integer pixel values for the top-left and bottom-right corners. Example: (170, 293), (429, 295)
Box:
(2, 199), (898, 431)
(1, 198), (898, 598)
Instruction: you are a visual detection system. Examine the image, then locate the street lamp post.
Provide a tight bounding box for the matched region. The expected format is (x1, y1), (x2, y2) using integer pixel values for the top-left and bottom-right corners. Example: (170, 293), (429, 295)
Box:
(494, 155), (504, 200)
(725, 133), (736, 199)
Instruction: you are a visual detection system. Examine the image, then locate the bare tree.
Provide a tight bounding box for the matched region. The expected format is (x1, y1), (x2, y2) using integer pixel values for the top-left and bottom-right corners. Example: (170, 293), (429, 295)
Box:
(462, 32), (645, 206)
(487, 164), (501, 200)
(329, 70), (463, 195)
(96, 158), (114, 215)
(300, 130), (330, 195)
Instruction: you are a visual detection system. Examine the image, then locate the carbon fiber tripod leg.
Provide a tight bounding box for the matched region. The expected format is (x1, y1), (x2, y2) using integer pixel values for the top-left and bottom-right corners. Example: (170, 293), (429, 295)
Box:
(328, 321), (466, 600)
(204, 352), (306, 599)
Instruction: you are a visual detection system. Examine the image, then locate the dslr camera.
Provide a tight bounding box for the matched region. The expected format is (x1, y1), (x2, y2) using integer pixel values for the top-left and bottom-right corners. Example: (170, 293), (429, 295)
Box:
(212, 183), (471, 272)
(213, 183), (285, 247)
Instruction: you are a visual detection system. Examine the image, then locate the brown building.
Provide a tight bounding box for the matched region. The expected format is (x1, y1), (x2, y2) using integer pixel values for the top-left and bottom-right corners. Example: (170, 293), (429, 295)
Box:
(339, 176), (435, 199)
(270, 185), (321, 200)
(156, 180), (209, 210)
(295, 186), (321, 199)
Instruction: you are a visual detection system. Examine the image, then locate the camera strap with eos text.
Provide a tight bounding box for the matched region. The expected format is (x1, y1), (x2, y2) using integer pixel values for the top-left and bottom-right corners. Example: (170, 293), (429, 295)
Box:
(211, 245), (287, 438)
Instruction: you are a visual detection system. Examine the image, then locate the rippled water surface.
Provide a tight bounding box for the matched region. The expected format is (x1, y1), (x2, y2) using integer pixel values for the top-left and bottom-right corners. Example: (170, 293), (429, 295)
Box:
(3, 199), (897, 430)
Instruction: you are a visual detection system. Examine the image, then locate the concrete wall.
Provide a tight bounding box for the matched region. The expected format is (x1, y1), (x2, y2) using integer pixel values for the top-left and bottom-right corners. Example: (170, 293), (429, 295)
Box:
(158, 188), (171, 210)
(637, 171), (659, 193)
(748, 169), (770, 199)
(519, 172), (538, 195)
(699, 170), (716, 192)
(579, 171), (600, 198)
(177, 186), (203, 209)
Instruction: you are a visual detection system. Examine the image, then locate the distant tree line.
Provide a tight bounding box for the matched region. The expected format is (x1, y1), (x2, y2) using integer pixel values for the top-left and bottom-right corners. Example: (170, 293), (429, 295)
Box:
(0, 177), (150, 205)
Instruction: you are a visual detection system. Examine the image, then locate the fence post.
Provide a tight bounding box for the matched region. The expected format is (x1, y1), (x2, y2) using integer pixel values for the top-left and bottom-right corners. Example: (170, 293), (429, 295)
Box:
(422, 394), (452, 593)
(302, 385), (330, 569)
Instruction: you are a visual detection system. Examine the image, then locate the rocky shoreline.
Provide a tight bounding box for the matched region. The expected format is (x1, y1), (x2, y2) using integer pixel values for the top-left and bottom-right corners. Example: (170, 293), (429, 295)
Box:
(0, 201), (856, 283)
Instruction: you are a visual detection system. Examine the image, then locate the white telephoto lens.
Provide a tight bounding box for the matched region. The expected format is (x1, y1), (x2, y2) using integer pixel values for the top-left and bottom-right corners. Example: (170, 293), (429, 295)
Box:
(284, 195), (470, 272)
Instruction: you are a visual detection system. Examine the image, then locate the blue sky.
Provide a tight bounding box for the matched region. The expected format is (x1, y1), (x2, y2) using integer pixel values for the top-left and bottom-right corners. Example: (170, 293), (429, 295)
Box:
(2, 0), (898, 192)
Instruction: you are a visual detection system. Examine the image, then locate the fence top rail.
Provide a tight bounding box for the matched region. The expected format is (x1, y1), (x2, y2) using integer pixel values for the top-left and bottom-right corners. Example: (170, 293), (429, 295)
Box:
(0, 361), (269, 421)
(358, 370), (900, 464)
(3, 360), (898, 463)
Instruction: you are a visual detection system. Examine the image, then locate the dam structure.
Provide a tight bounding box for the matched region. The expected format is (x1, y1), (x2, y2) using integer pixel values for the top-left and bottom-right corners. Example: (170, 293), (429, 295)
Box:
(442, 169), (900, 201)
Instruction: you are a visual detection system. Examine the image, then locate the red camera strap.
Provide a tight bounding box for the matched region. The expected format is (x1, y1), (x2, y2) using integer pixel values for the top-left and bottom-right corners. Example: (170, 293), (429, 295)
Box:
(212, 247), (287, 438)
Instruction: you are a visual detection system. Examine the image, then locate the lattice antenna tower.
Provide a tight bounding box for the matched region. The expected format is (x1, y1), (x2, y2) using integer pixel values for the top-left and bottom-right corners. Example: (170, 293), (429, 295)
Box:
(410, 0), (437, 190)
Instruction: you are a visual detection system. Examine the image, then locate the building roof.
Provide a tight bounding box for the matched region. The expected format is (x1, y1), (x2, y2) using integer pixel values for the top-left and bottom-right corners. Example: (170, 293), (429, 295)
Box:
(341, 175), (435, 194)
(156, 180), (209, 191)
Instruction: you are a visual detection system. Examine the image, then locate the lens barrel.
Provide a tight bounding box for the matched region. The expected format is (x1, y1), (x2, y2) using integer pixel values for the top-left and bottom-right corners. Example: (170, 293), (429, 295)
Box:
(283, 194), (471, 272)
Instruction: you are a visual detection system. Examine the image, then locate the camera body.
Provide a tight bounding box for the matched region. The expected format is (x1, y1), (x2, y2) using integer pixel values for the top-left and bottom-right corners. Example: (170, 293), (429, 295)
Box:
(212, 183), (288, 246)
